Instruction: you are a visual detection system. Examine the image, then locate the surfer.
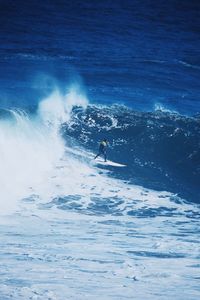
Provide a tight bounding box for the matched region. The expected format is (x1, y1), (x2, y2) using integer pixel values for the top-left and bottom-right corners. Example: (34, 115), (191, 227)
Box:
(94, 139), (108, 162)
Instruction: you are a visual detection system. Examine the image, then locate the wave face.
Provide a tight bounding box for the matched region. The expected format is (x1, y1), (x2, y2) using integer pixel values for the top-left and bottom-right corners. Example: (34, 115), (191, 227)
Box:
(63, 105), (200, 203)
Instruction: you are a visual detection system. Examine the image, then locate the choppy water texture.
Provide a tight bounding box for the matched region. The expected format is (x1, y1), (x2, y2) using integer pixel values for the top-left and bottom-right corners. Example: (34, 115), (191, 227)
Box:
(0, 0), (200, 299)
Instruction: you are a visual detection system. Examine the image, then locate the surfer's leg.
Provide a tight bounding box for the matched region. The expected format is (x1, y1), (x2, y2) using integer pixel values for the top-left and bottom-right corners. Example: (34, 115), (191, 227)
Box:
(104, 151), (107, 162)
(94, 153), (100, 159)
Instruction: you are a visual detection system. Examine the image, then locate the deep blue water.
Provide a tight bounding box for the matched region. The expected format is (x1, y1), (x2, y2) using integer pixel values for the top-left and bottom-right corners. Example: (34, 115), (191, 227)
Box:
(0, 0), (200, 114)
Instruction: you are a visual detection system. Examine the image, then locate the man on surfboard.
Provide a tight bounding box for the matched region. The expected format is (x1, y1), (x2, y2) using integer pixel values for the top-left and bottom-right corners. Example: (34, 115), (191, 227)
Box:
(94, 139), (108, 162)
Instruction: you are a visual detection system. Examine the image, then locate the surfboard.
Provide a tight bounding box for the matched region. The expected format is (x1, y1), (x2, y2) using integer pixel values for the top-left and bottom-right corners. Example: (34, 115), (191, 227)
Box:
(64, 146), (126, 167)
(94, 158), (126, 167)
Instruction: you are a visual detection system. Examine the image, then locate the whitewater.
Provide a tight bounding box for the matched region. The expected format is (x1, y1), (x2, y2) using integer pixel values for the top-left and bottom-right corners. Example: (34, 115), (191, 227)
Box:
(0, 86), (199, 300)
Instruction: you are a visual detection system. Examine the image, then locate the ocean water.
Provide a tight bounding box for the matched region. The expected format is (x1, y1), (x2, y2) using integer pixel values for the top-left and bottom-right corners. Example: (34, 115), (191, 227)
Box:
(0, 0), (200, 299)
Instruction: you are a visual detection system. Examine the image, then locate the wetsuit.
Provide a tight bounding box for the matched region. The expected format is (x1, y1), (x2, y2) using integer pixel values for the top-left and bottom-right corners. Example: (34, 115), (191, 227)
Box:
(94, 141), (107, 162)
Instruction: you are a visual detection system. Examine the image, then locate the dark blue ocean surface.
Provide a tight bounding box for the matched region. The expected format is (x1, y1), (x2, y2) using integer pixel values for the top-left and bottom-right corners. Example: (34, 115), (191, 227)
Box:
(0, 0), (200, 114)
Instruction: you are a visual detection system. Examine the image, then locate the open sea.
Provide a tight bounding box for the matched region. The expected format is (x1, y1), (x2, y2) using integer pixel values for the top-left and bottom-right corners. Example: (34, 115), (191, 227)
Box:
(0, 0), (200, 299)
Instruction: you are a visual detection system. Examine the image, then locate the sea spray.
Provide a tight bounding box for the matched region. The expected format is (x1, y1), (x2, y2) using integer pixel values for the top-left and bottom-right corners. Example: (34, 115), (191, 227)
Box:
(0, 86), (88, 213)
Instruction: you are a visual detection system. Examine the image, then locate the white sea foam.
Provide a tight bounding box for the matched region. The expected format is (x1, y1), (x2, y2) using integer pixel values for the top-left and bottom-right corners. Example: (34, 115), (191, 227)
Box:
(178, 60), (200, 70)
(0, 85), (88, 214)
(154, 102), (178, 114)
